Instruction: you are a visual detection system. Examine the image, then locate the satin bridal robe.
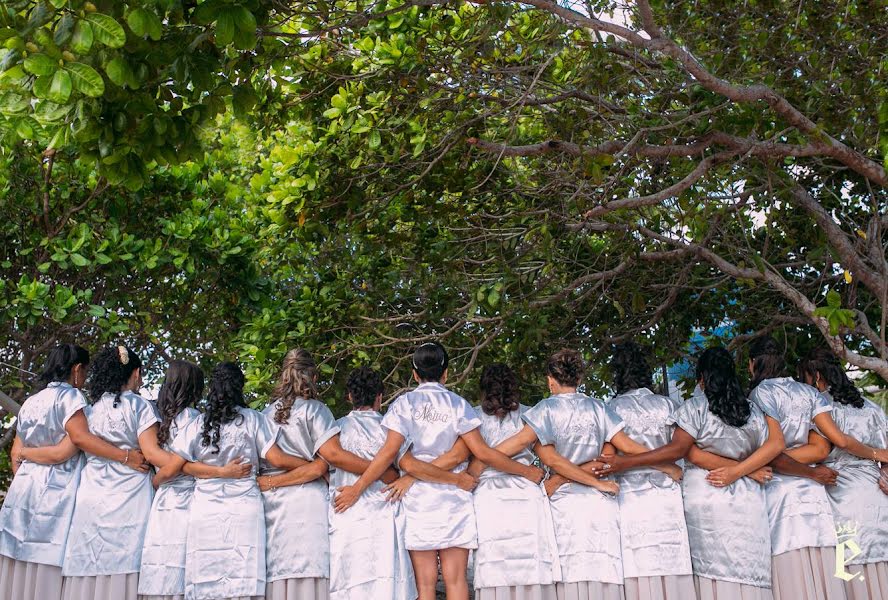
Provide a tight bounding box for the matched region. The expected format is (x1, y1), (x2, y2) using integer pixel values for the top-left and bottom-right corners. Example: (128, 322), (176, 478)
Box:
(522, 392), (625, 600)
(260, 399), (340, 600)
(138, 407), (200, 600)
(819, 392), (888, 600)
(750, 378), (845, 600)
(0, 382), (86, 600)
(62, 391), (158, 600)
(169, 406), (279, 600)
(380, 381), (482, 551)
(472, 405), (560, 600)
(606, 388), (694, 600)
(327, 409), (417, 600)
(668, 392), (775, 600)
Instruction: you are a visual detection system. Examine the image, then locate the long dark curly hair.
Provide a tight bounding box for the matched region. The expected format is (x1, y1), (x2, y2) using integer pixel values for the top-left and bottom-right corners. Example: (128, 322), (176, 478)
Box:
(201, 362), (246, 454)
(272, 348), (318, 424)
(798, 348), (864, 409)
(156, 360), (205, 446)
(38, 344), (90, 389)
(610, 342), (654, 395)
(748, 336), (785, 390)
(479, 363), (521, 417)
(346, 366), (384, 408)
(696, 346), (751, 427)
(88, 345), (142, 408)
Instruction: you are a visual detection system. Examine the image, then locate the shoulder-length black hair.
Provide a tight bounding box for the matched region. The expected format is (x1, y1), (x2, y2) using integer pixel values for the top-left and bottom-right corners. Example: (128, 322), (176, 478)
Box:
(479, 363), (520, 417)
(413, 342), (449, 382)
(748, 336), (785, 390)
(201, 361), (246, 453)
(696, 346), (751, 427)
(38, 344), (89, 389)
(797, 348), (864, 409)
(157, 360), (205, 446)
(88, 345), (142, 408)
(610, 342), (654, 395)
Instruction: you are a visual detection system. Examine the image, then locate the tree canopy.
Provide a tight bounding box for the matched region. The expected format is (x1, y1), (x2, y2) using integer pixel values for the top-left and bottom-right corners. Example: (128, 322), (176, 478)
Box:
(1, 0), (886, 448)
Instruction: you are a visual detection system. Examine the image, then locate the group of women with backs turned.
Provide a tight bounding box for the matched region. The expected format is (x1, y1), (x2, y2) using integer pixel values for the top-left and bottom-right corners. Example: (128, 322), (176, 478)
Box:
(0, 336), (886, 600)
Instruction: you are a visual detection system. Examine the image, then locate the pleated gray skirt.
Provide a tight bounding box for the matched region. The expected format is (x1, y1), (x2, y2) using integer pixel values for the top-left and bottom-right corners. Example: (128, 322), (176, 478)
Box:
(771, 546), (847, 600)
(554, 581), (623, 600)
(625, 575), (696, 600)
(843, 561), (888, 600)
(265, 577), (329, 600)
(476, 583), (558, 599)
(61, 573), (139, 600)
(0, 554), (64, 600)
(694, 576), (773, 600)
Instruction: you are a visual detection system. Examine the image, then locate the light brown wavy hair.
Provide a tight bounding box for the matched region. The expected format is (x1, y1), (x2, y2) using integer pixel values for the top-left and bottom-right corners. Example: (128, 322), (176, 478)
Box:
(273, 348), (319, 424)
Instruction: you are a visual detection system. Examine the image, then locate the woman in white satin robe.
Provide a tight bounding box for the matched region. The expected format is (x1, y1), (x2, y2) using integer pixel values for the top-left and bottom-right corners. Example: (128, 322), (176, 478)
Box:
(467, 363), (560, 600)
(746, 337), (846, 600)
(139, 359), (254, 600)
(62, 345), (174, 600)
(331, 342), (545, 600)
(799, 348), (888, 600)
(0, 344), (95, 600)
(325, 367), (416, 600)
(163, 361), (308, 600)
(594, 346), (786, 600)
(604, 342), (694, 600)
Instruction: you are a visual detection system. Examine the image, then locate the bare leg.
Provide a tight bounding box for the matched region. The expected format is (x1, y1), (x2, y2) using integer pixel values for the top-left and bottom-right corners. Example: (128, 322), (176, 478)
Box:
(439, 546), (470, 600)
(410, 549), (439, 600)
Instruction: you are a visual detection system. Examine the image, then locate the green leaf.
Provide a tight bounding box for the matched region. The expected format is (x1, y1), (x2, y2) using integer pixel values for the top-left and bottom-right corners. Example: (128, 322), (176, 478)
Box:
(23, 53), (55, 76)
(66, 62), (104, 97)
(85, 13), (126, 49)
(126, 8), (162, 41)
(48, 68), (72, 103)
(104, 56), (131, 87)
(231, 6), (257, 32)
(826, 289), (842, 309)
(87, 304), (106, 317)
(70, 21), (93, 54)
(33, 74), (52, 98)
(215, 11), (235, 46)
(368, 129), (381, 149)
(54, 13), (75, 46)
(49, 0), (67, 7)
(322, 107), (341, 119)
(70, 253), (89, 267)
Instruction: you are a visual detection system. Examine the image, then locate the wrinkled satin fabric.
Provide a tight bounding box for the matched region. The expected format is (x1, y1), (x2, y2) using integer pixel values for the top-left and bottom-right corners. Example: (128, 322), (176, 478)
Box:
(138, 407), (200, 596)
(819, 392), (888, 565)
(669, 393), (773, 588)
(328, 410), (416, 600)
(607, 388), (693, 579)
(522, 392), (624, 585)
(382, 382), (482, 550)
(750, 378), (837, 555)
(260, 399), (339, 583)
(0, 382), (85, 567)
(473, 405), (561, 589)
(170, 406), (278, 600)
(62, 391), (157, 576)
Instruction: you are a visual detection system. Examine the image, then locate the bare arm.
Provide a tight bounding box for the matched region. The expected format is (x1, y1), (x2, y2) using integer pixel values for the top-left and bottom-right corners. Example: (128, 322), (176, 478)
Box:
(706, 417), (787, 487)
(813, 413), (888, 462)
(333, 430), (406, 512)
(138, 425), (178, 468)
(259, 458), (329, 491)
(594, 427), (696, 475)
(460, 428), (543, 483)
(16, 436), (78, 465)
(317, 435), (398, 483)
(387, 438), (471, 501)
(10, 436), (22, 475)
(467, 425), (537, 477)
(687, 445), (737, 469)
(264, 444), (311, 470)
(535, 443), (618, 494)
(785, 430), (832, 464)
(400, 451), (473, 487)
(65, 410), (147, 472)
(608, 431), (683, 480)
(183, 458), (252, 479)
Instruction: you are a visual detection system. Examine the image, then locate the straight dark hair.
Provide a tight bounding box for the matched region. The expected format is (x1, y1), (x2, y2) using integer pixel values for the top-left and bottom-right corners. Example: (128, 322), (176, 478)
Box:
(157, 360), (205, 446)
(38, 344), (89, 389)
(413, 342), (449, 382)
(748, 336), (785, 390)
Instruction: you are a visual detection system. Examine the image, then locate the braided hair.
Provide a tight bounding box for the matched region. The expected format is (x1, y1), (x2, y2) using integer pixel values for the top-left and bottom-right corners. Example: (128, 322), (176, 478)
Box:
(88, 345), (141, 408)
(37, 344), (89, 389)
(798, 348), (864, 409)
(156, 360), (205, 446)
(748, 336), (785, 390)
(479, 363), (521, 417)
(610, 341), (654, 395)
(201, 362), (246, 454)
(272, 348), (318, 424)
(696, 346), (751, 427)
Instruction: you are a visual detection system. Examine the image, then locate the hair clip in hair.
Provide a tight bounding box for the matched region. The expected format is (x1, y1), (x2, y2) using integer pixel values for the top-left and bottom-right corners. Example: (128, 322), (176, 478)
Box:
(413, 342), (445, 368)
(118, 346), (129, 365)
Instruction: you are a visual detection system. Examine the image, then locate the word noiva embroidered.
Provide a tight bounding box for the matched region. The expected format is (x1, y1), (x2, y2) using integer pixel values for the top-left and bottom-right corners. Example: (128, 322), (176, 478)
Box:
(413, 404), (450, 424)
